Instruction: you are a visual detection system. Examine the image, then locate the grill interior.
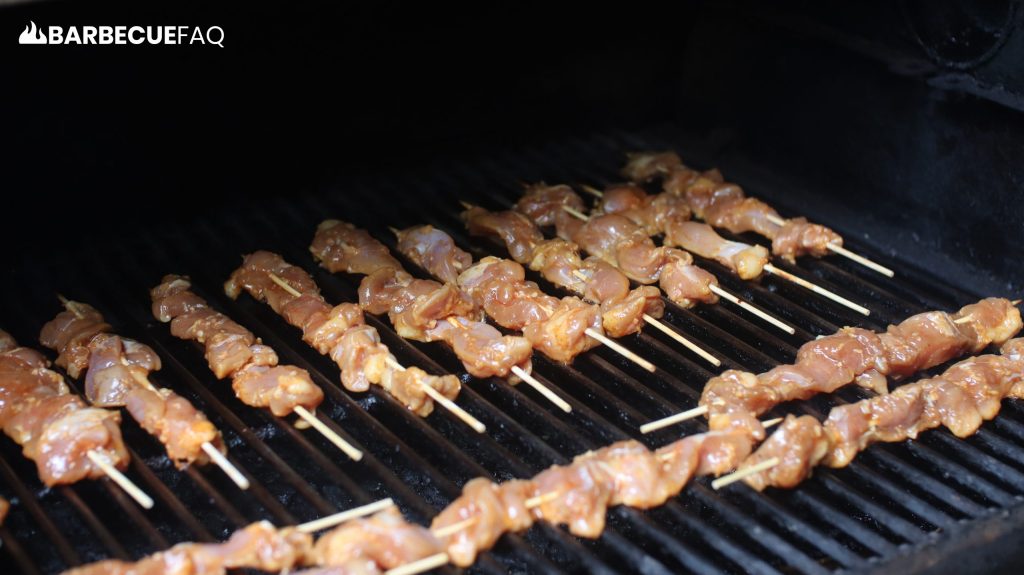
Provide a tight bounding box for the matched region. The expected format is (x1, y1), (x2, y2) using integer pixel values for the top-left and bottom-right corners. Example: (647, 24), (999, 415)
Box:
(2, 127), (1024, 575)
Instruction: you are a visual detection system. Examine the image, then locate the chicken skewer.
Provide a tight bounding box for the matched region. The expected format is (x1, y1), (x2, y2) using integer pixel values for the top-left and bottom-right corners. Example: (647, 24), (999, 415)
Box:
(61, 299), (1024, 575)
(65, 361), (1024, 575)
(456, 202), (723, 365)
(390, 223), (659, 372)
(621, 151), (894, 276)
(553, 185), (871, 316)
(309, 219), (573, 412)
(717, 334), (1024, 490)
(643, 297), (1021, 443)
(224, 252), (484, 432)
(61, 498), (395, 575)
(41, 297), (249, 489)
(150, 275), (364, 459)
(515, 184), (802, 330)
(0, 329), (153, 508)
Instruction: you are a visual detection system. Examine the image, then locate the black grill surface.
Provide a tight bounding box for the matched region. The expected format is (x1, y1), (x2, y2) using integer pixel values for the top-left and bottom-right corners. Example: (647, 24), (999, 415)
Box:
(2, 127), (1023, 575)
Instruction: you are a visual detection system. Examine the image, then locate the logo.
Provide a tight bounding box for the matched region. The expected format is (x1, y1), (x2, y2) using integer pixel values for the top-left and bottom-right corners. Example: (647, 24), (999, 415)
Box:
(19, 21), (47, 45)
(17, 23), (224, 47)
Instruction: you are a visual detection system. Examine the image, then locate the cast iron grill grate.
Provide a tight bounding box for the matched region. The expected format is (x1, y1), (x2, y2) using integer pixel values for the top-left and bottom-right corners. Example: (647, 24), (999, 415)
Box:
(1, 127), (1022, 575)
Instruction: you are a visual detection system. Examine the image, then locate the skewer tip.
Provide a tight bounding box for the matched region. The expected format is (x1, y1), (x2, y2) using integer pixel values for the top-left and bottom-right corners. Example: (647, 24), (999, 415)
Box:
(293, 405), (364, 461)
(86, 451), (155, 509)
(561, 205), (590, 221)
(201, 442), (250, 490)
(388, 226), (402, 237)
(510, 365), (572, 413)
(458, 200), (477, 211)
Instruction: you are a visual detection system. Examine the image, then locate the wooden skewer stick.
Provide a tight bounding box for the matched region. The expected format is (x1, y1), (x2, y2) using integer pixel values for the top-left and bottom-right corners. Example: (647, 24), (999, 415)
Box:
(442, 318), (570, 412)
(60, 297), (252, 490)
(585, 327), (656, 373)
(385, 552), (451, 575)
(580, 184), (605, 199)
(431, 516), (479, 538)
(562, 205), (591, 222)
(58, 295), (86, 319)
(86, 451), (155, 509)
(1012, 299), (1022, 306)
(651, 413), (786, 454)
(200, 443), (251, 489)
(524, 489), (561, 508)
(128, 372), (252, 488)
(570, 269), (720, 366)
(644, 407), (793, 435)
(711, 457), (780, 490)
(296, 497), (395, 533)
(707, 284), (796, 335)
(762, 264), (871, 316)
(268, 273), (303, 297)
(294, 405), (364, 461)
(270, 273), (485, 433)
(642, 313), (721, 367)
(510, 365), (572, 413)
(824, 243), (895, 278)
(640, 405), (709, 434)
(765, 214), (894, 277)
(954, 315), (974, 324)
(383, 358), (487, 433)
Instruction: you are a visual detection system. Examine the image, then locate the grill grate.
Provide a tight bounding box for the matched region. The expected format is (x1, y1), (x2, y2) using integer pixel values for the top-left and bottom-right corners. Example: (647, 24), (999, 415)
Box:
(1, 127), (1023, 575)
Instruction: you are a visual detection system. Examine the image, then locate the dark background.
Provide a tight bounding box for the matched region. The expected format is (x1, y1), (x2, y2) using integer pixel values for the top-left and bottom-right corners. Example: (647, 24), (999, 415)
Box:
(1, 0), (1022, 294)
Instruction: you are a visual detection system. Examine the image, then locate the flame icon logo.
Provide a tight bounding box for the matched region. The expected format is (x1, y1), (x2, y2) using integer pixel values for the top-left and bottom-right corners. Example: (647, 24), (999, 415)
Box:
(19, 21), (47, 45)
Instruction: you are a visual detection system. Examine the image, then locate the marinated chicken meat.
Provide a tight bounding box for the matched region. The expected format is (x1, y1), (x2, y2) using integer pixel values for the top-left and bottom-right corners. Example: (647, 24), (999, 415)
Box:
(595, 183), (692, 236)
(40, 304), (224, 468)
(515, 185), (721, 308)
(514, 183), (587, 228)
(393, 224), (472, 285)
(664, 220), (770, 280)
(357, 267), (478, 341)
(462, 206), (544, 263)
(225, 253), (459, 416)
(455, 255), (603, 362)
(740, 336), (1024, 491)
(621, 151), (686, 182)
(38, 302), (111, 378)
(431, 478), (536, 566)
(152, 274), (324, 417)
(0, 330), (129, 486)
(626, 151), (845, 262)
(737, 415), (830, 491)
(424, 317), (534, 380)
(311, 220), (534, 379)
(309, 220), (403, 277)
(312, 507), (443, 570)
(62, 520), (314, 575)
(0, 497), (8, 526)
(461, 204), (664, 337)
(701, 297), (1022, 442)
(392, 223), (606, 362)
